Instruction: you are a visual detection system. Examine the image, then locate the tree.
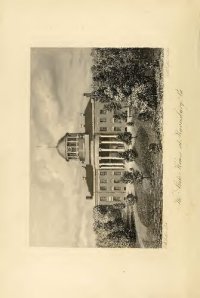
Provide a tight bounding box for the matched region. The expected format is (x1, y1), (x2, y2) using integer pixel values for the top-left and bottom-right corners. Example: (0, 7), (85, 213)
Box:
(113, 111), (128, 121)
(138, 111), (154, 122)
(93, 205), (121, 224)
(103, 218), (124, 232)
(127, 121), (135, 126)
(83, 88), (111, 103)
(93, 206), (132, 248)
(90, 48), (162, 112)
(119, 148), (138, 161)
(121, 169), (150, 184)
(124, 194), (138, 205)
(148, 143), (162, 154)
(117, 132), (136, 145)
(95, 227), (111, 245)
(96, 228), (131, 248)
(103, 101), (122, 112)
(120, 171), (135, 184)
(107, 230), (131, 248)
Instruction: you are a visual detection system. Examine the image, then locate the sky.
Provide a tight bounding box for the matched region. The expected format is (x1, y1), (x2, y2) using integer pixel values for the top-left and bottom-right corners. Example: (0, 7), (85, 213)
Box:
(30, 48), (96, 247)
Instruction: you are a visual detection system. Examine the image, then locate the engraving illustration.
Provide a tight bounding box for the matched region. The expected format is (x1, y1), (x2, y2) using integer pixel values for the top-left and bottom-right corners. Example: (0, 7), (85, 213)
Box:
(30, 48), (163, 248)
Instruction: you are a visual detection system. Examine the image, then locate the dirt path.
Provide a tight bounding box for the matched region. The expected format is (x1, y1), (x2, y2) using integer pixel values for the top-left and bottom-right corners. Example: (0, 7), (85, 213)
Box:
(127, 204), (148, 248)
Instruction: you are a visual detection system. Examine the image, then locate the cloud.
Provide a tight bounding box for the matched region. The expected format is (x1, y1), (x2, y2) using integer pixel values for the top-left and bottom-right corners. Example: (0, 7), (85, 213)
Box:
(30, 48), (95, 247)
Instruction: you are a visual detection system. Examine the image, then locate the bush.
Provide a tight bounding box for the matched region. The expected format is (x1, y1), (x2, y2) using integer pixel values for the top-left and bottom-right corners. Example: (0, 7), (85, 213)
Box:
(93, 204), (133, 248)
(119, 148), (138, 161)
(93, 205), (121, 224)
(90, 48), (161, 111)
(125, 194), (138, 205)
(121, 169), (150, 184)
(117, 132), (132, 145)
(127, 121), (135, 126)
(138, 111), (153, 122)
(148, 143), (162, 154)
(96, 229), (131, 248)
(113, 111), (127, 121)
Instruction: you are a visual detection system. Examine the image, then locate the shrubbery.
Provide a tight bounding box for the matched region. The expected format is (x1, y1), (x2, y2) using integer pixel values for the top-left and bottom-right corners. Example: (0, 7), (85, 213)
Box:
(89, 48), (162, 113)
(119, 148), (138, 161)
(93, 205), (133, 248)
(121, 169), (150, 185)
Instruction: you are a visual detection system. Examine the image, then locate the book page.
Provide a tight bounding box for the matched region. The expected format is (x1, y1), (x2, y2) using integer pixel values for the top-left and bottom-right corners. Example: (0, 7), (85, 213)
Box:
(0, 0), (199, 297)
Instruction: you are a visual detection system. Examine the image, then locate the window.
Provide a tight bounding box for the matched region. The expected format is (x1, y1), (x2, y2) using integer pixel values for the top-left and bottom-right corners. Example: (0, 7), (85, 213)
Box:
(113, 118), (122, 123)
(100, 179), (107, 183)
(113, 127), (121, 132)
(113, 196), (121, 201)
(114, 179), (120, 183)
(67, 142), (77, 147)
(100, 186), (107, 191)
(114, 171), (121, 176)
(100, 118), (106, 122)
(100, 171), (107, 176)
(100, 127), (107, 132)
(124, 187), (126, 190)
(100, 196), (107, 201)
(100, 110), (106, 114)
(114, 186), (121, 191)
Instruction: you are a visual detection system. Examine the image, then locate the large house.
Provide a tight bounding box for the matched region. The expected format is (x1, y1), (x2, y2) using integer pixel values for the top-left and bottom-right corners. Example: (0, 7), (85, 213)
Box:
(56, 98), (131, 206)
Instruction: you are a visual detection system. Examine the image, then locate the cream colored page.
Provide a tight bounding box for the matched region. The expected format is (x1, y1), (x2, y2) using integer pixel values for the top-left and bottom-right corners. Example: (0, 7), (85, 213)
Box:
(0, 1), (199, 297)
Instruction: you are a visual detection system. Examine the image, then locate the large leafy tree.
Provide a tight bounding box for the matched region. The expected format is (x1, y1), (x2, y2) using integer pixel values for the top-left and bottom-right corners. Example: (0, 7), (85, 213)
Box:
(107, 231), (131, 248)
(121, 169), (150, 184)
(103, 101), (122, 112)
(124, 194), (138, 205)
(119, 148), (138, 161)
(148, 143), (162, 154)
(113, 111), (128, 121)
(93, 204), (132, 248)
(138, 111), (154, 122)
(117, 132), (136, 145)
(96, 229), (131, 248)
(127, 121), (135, 126)
(90, 48), (160, 111)
(83, 88), (111, 103)
(93, 219), (124, 232)
(93, 205), (121, 224)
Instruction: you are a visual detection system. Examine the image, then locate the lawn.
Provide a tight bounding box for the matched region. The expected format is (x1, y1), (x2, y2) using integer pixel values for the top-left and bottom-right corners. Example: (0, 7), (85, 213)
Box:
(127, 56), (164, 247)
(134, 123), (163, 247)
(131, 65), (163, 248)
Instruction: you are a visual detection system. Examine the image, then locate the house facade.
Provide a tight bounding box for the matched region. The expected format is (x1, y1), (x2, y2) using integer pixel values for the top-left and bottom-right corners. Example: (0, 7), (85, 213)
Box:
(57, 98), (130, 206)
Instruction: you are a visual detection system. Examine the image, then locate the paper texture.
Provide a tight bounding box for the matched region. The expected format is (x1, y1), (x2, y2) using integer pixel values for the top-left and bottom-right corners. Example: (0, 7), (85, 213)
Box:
(0, 0), (199, 297)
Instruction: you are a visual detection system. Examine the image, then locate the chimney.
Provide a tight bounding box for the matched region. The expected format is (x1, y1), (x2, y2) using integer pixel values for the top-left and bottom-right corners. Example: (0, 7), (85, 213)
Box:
(83, 92), (91, 98)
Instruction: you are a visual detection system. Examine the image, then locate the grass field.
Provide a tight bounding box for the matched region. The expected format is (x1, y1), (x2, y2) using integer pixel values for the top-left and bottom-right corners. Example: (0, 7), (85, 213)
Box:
(134, 123), (163, 247)
(132, 61), (163, 248)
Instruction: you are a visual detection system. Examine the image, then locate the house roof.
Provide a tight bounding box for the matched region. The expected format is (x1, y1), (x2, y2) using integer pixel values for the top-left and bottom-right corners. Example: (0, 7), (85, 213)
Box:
(84, 100), (93, 138)
(85, 164), (93, 196)
(56, 134), (67, 160)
